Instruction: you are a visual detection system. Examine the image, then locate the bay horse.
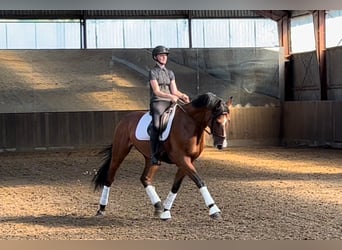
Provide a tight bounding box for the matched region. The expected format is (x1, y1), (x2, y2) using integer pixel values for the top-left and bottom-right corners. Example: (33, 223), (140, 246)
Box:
(92, 92), (232, 220)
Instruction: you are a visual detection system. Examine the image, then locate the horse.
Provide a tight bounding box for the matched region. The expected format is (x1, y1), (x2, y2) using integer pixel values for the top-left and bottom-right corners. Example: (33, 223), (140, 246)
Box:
(92, 92), (233, 220)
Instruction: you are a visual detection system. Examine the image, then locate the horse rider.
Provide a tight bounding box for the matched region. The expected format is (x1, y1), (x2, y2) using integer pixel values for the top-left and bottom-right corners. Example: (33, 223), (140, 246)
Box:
(149, 45), (190, 165)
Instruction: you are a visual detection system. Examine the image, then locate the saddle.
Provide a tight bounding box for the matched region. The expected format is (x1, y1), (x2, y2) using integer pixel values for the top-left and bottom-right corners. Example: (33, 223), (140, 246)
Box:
(135, 103), (177, 142)
(148, 103), (176, 138)
(148, 104), (177, 164)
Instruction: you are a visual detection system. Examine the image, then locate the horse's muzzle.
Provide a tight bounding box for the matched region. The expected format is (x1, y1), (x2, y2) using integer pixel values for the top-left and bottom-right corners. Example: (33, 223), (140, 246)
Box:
(214, 139), (227, 150)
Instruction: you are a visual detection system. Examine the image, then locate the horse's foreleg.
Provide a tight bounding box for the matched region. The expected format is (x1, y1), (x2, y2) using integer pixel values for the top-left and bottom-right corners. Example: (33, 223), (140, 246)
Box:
(140, 160), (163, 216)
(159, 168), (185, 220)
(199, 186), (221, 219)
(185, 162), (222, 220)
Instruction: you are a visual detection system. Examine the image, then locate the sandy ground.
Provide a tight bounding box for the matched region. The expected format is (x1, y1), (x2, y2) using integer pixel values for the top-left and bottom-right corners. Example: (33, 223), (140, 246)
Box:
(1, 146), (342, 240)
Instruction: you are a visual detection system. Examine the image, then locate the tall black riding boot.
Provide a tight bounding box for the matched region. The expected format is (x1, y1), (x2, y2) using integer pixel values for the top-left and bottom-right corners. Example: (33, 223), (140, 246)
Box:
(150, 128), (161, 165)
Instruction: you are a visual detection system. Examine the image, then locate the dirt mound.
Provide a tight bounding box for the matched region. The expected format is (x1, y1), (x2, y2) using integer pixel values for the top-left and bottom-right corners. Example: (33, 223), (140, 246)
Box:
(0, 49), (280, 113)
(0, 50), (150, 112)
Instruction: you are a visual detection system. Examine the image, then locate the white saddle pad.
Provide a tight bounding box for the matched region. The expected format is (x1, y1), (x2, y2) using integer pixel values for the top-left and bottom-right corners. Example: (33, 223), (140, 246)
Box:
(135, 106), (177, 141)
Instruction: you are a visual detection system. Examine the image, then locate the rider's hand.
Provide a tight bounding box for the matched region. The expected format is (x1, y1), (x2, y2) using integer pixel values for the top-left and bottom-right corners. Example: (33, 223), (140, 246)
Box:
(181, 94), (190, 103)
(170, 95), (179, 103)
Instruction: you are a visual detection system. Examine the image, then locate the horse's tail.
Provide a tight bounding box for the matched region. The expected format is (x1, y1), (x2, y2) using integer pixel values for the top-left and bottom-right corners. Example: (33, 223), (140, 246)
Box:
(92, 144), (113, 191)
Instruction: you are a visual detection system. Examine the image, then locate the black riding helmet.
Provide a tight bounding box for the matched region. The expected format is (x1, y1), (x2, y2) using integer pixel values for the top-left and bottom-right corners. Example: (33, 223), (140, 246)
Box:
(152, 45), (169, 61)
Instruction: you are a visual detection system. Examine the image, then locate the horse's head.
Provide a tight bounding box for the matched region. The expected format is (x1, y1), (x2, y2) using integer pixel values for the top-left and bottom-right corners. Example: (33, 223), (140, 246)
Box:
(210, 96), (233, 150)
(190, 93), (233, 150)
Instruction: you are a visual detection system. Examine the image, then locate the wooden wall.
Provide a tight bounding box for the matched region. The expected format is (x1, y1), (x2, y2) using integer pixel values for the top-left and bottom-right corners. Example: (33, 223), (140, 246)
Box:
(282, 101), (342, 148)
(2, 102), (342, 152)
(226, 106), (281, 146)
(0, 107), (282, 152)
(0, 111), (129, 152)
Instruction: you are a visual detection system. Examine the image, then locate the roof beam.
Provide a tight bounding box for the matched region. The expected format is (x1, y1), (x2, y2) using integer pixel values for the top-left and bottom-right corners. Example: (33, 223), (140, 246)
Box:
(277, 15), (290, 58)
(254, 10), (290, 21)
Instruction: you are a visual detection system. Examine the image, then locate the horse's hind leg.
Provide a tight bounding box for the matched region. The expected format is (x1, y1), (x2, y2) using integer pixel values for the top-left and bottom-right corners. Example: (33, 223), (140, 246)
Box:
(159, 168), (186, 220)
(95, 143), (132, 216)
(140, 158), (163, 217)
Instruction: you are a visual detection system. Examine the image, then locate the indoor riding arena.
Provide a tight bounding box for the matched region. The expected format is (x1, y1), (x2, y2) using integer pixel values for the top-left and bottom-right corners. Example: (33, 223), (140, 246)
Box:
(1, 10), (342, 240)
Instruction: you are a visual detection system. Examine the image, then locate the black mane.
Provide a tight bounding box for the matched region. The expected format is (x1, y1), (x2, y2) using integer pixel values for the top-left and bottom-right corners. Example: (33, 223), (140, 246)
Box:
(191, 92), (229, 117)
(191, 92), (221, 109)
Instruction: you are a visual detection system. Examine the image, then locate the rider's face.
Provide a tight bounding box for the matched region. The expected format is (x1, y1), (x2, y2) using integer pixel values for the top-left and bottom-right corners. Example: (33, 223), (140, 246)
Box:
(157, 53), (168, 65)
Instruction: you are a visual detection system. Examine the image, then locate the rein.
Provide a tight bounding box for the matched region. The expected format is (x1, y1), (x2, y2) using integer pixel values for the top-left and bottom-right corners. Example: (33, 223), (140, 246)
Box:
(175, 99), (187, 113)
(176, 100), (223, 136)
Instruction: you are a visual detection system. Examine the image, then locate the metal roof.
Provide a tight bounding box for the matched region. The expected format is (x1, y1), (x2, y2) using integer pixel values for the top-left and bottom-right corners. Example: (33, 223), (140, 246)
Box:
(0, 10), (266, 19)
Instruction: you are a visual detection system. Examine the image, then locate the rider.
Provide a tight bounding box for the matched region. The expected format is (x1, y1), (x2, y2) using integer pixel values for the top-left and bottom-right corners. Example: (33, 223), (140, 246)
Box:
(149, 45), (190, 165)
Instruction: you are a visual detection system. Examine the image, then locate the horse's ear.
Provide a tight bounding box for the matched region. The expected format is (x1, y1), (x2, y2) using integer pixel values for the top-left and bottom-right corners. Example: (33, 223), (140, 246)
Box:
(226, 96), (233, 107)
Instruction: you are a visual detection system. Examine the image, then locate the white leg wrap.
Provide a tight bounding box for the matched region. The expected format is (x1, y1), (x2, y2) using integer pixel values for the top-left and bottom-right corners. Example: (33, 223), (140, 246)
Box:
(145, 185), (161, 205)
(199, 186), (215, 207)
(209, 204), (221, 215)
(163, 192), (177, 210)
(99, 186), (110, 206)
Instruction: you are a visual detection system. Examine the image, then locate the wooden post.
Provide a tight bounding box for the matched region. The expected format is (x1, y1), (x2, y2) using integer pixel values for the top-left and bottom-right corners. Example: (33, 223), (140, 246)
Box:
(313, 10), (327, 100)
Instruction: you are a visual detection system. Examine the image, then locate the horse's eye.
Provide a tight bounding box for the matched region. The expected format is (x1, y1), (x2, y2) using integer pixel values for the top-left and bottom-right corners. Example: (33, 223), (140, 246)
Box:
(216, 114), (226, 123)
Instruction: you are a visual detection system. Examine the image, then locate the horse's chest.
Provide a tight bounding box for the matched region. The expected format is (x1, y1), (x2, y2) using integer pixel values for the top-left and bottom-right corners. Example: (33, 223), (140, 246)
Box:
(186, 144), (203, 159)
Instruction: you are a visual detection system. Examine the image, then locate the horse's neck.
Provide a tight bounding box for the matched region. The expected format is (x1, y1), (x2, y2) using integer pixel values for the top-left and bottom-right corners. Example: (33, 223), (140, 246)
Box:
(183, 105), (211, 129)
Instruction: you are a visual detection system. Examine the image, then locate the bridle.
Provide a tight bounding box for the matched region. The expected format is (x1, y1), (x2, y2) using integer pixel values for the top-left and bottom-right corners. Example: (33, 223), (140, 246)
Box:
(209, 112), (228, 137)
(176, 99), (229, 137)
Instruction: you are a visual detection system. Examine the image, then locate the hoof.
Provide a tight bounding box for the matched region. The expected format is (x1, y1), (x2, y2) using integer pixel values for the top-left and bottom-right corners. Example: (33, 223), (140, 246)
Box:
(160, 210), (171, 221)
(95, 210), (105, 216)
(154, 209), (162, 217)
(154, 201), (164, 217)
(209, 204), (221, 220)
(210, 212), (222, 220)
